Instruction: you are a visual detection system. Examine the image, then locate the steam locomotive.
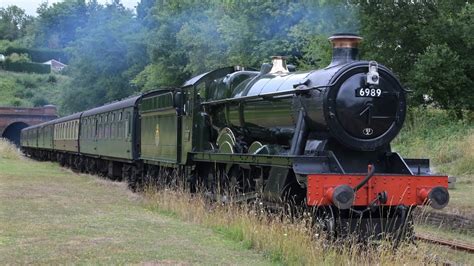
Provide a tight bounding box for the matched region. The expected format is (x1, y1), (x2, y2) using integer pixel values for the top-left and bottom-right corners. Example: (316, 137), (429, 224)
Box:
(21, 34), (449, 239)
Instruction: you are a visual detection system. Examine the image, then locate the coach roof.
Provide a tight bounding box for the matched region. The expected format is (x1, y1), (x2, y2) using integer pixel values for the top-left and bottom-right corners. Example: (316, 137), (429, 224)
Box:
(82, 95), (141, 117)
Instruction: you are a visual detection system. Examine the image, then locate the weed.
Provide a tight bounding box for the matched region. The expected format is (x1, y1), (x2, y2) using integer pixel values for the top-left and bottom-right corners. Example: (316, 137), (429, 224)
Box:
(143, 188), (464, 265)
(0, 138), (22, 160)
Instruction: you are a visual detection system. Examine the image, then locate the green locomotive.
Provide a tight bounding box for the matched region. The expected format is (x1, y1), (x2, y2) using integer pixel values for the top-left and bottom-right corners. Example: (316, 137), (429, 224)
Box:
(21, 34), (449, 238)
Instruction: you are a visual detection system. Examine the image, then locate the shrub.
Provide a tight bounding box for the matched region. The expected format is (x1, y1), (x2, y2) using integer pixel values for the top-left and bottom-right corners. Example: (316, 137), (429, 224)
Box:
(32, 96), (49, 107)
(4, 60), (51, 74)
(4, 47), (68, 63)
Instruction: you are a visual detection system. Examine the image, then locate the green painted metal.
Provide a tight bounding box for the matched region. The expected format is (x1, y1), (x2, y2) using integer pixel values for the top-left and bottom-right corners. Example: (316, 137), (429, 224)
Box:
(37, 124), (53, 150)
(80, 106), (135, 160)
(141, 92), (174, 112)
(191, 152), (293, 167)
(139, 91), (179, 163)
(21, 127), (38, 148)
(180, 88), (194, 164)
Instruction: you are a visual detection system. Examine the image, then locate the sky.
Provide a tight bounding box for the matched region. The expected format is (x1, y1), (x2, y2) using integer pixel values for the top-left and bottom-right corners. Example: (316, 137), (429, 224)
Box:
(0, 0), (139, 16)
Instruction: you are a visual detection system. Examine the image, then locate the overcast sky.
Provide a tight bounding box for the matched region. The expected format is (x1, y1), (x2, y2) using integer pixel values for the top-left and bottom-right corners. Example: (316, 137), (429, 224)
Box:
(0, 0), (139, 16)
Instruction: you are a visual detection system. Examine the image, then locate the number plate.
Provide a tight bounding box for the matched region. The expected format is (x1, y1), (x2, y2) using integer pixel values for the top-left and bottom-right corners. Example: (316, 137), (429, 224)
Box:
(355, 87), (383, 98)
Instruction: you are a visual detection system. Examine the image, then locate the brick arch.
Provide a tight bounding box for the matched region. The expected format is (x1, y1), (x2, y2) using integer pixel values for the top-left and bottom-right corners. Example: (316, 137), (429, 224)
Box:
(0, 106), (58, 146)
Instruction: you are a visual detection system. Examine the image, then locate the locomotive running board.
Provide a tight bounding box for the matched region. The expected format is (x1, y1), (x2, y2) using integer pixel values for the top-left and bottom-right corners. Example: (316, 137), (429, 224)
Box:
(191, 152), (342, 173)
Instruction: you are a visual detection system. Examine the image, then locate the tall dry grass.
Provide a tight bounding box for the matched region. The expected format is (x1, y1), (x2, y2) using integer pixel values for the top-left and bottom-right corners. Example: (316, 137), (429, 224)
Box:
(144, 189), (444, 265)
(0, 138), (23, 160)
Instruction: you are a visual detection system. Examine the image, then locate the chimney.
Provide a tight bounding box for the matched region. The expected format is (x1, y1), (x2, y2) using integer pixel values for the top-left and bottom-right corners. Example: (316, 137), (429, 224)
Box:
(269, 56), (289, 74)
(328, 33), (363, 67)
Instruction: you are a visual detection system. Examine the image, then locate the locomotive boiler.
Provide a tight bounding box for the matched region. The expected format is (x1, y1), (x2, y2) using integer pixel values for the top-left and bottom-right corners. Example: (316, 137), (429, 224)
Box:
(205, 34), (405, 154)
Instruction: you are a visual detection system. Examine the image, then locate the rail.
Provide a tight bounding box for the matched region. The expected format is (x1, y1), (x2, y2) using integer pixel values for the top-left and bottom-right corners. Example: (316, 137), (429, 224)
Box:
(415, 232), (474, 253)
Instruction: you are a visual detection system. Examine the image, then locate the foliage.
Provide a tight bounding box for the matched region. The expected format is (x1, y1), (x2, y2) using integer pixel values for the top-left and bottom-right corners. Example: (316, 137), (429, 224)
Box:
(34, 0), (91, 49)
(4, 60), (51, 74)
(60, 1), (148, 113)
(0, 6), (33, 41)
(393, 107), (473, 178)
(357, 0), (473, 115)
(134, 0), (358, 90)
(4, 47), (68, 63)
(6, 52), (30, 63)
(0, 70), (67, 109)
(412, 44), (473, 118)
(0, 0), (472, 117)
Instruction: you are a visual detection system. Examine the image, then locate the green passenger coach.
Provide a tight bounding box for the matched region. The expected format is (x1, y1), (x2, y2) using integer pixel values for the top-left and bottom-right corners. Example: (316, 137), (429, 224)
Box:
(80, 96), (140, 162)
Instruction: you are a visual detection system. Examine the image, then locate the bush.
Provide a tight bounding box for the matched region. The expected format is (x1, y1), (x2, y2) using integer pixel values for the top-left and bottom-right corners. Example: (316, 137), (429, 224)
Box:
(7, 53), (30, 63)
(32, 96), (49, 107)
(4, 47), (68, 63)
(47, 74), (57, 83)
(4, 60), (51, 74)
(393, 107), (473, 177)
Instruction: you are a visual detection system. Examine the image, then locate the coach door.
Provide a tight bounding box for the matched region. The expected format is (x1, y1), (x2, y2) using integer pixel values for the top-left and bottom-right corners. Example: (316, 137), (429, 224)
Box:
(179, 86), (194, 164)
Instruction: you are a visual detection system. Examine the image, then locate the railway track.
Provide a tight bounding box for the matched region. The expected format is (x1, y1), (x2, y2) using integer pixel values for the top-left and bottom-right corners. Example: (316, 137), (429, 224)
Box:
(415, 233), (474, 253)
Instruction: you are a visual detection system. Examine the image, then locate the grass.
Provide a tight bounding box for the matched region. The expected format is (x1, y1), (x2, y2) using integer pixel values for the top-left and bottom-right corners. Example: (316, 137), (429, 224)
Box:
(1, 105), (473, 264)
(144, 188), (474, 265)
(415, 224), (474, 244)
(0, 70), (68, 111)
(0, 139), (272, 265)
(0, 140), (472, 264)
(392, 107), (474, 214)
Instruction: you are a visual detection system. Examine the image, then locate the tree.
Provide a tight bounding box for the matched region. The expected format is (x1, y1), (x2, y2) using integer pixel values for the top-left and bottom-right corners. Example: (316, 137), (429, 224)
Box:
(34, 0), (90, 48)
(134, 0), (357, 91)
(0, 6), (33, 41)
(61, 1), (148, 113)
(357, 0), (473, 117)
(412, 44), (472, 118)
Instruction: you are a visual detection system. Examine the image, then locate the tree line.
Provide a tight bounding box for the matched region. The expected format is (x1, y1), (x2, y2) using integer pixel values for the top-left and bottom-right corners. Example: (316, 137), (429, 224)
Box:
(0, 0), (472, 118)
